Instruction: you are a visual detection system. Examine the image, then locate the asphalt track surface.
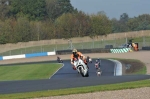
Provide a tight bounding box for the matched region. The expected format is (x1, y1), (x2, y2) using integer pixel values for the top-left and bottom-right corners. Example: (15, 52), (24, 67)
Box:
(0, 59), (150, 94)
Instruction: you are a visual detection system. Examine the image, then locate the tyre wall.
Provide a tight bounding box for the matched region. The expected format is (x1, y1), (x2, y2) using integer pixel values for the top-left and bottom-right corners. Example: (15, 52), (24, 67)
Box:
(142, 46), (150, 50)
(110, 48), (132, 53)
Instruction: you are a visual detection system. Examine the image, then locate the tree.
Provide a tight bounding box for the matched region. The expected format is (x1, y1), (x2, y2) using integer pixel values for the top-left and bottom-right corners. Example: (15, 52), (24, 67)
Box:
(111, 18), (120, 33)
(13, 17), (31, 42)
(127, 17), (139, 31)
(0, 19), (12, 44)
(0, 0), (10, 20)
(97, 11), (106, 16)
(126, 14), (150, 31)
(90, 14), (112, 37)
(72, 11), (91, 37)
(55, 13), (74, 39)
(30, 21), (40, 41)
(40, 19), (55, 40)
(120, 13), (129, 23)
(136, 14), (150, 30)
(55, 11), (91, 39)
(10, 0), (46, 20)
(45, 0), (75, 20)
(118, 13), (129, 32)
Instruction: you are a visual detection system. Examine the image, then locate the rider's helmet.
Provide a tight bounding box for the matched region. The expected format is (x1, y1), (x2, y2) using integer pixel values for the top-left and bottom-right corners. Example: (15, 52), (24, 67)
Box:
(72, 49), (77, 55)
(95, 59), (98, 62)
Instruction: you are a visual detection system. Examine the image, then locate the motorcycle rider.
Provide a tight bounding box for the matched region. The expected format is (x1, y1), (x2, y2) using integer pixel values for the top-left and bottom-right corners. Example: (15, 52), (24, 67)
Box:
(95, 59), (100, 69)
(97, 58), (100, 62)
(86, 56), (90, 62)
(57, 56), (61, 63)
(71, 49), (88, 70)
(86, 56), (92, 63)
(96, 68), (101, 76)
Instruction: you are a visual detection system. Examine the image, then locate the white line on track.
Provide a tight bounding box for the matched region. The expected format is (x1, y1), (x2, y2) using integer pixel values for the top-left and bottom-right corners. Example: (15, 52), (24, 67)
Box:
(108, 59), (122, 76)
(49, 63), (64, 79)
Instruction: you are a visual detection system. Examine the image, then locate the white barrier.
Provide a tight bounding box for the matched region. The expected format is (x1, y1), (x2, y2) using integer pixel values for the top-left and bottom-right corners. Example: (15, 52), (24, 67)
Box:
(109, 59), (122, 76)
(1, 51), (56, 60)
(3, 54), (25, 60)
(47, 51), (56, 56)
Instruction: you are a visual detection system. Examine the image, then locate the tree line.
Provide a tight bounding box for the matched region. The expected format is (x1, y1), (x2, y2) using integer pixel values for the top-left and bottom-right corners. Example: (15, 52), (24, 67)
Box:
(0, 0), (150, 44)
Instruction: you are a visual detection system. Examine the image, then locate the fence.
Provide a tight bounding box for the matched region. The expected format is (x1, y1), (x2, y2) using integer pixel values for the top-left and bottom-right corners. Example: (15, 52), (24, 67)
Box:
(0, 30), (150, 56)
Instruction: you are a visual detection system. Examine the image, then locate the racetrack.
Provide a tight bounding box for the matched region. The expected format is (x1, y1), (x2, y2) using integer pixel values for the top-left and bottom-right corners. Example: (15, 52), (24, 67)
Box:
(50, 59), (114, 79)
(0, 58), (150, 94)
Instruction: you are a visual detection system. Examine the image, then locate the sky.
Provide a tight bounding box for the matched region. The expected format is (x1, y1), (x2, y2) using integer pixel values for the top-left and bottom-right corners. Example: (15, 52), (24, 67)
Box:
(70, 0), (150, 19)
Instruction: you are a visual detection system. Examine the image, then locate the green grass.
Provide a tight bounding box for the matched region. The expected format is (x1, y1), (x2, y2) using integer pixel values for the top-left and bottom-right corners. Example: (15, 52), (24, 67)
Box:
(125, 59), (147, 74)
(134, 65), (147, 74)
(0, 63), (62, 81)
(0, 79), (149, 99)
(111, 58), (147, 75)
(1, 36), (150, 56)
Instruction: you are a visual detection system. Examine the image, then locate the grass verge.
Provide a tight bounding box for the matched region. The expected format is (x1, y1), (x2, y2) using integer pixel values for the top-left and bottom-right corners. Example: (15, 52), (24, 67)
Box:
(116, 58), (146, 74)
(0, 63), (62, 81)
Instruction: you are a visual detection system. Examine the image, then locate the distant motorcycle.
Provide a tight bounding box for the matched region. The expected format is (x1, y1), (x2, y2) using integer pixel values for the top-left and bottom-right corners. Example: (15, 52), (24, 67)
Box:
(95, 60), (102, 76)
(74, 58), (89, 77)
(96, 68), (102, 76)
(95, 62), (100, 70)
(95, 60), (101, 70)
(57, 57), (63, 63)
(86, 56), (92, 63)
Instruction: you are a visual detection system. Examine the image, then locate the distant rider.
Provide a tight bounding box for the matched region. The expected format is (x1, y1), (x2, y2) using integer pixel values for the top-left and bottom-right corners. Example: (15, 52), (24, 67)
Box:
(96, 68), (101, 76)
(86, 56), (92, 63)
(71, 49), (88, 70)
(86, 56), (90, 62)
(95, 59), (100, 69)
(97, 58), (100, 62)
(57, 56), (60, 62)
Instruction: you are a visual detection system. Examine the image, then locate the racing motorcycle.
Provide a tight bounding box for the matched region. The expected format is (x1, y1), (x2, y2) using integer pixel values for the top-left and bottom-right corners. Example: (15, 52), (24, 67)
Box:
(95, 60), (102, 76)
(89, 58), (92, 63)
(57, 57), (63, 63)
(95, 62), (100, 70)
(74, 58), (89, 77)
(96, 68), (102, 76)
(86, 56), (92, 63)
